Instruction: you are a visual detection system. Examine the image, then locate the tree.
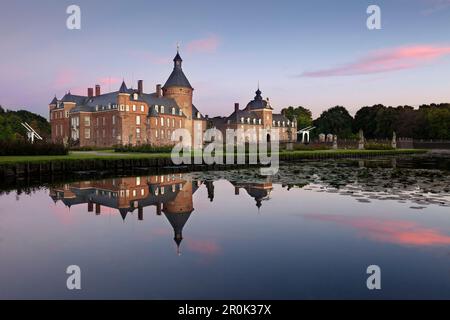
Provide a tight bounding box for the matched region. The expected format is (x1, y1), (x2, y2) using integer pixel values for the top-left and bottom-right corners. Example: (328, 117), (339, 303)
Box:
(0, 108), (50, 141)
(281, 106), (313, 129)
(313, 106), (354, 139)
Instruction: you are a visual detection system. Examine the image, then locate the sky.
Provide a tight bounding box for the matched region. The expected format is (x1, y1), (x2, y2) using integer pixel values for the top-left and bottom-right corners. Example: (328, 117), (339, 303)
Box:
(0, 0), (450, 119)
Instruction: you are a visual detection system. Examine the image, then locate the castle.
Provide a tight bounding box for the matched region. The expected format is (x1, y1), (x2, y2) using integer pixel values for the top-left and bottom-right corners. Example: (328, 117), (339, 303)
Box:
(49, 49), (296, 147)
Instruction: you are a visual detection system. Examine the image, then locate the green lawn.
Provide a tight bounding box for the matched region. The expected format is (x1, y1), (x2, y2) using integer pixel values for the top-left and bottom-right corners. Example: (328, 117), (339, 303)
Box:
(0, 149), (427, 165)
(0, 151), (172, 164)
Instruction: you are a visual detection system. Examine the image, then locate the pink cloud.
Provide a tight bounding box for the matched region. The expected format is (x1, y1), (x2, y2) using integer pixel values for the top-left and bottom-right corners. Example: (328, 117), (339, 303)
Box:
(302, 45), (450, 77)
(129, 50), (170, 65)
(422, 0), (450, 14)
(186, 239), (221, 255)
(97, 77), (121, 86)
(303, 214), (450, 247)
(53, 69), (77, 88)
(186, 35), (220, 54)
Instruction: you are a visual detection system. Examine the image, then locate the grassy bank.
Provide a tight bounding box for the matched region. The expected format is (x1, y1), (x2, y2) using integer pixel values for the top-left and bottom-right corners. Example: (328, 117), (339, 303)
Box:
(0, 149), (427, 165)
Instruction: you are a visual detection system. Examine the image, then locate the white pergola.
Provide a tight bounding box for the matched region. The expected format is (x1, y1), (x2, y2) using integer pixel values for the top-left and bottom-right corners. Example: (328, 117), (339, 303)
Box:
(297, 126), (316, 144)
(21, 122), (43, 143)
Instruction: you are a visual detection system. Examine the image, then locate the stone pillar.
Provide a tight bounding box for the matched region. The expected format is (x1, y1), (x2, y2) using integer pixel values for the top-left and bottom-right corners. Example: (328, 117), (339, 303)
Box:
(391, 131), (397, 149)
(332, 135), (338, 150)
(358, 129), (365, 150)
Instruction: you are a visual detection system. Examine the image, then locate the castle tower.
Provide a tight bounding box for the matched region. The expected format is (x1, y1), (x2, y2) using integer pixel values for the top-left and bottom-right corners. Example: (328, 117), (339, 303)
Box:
(162, 49), (194, 138)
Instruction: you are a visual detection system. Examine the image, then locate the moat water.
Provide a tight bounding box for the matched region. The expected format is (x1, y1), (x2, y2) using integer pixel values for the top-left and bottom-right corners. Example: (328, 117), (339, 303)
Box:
(1, 155), (450, 299)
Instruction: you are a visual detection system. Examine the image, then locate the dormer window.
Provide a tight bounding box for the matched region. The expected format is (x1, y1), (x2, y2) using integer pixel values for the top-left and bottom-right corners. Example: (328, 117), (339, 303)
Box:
(253, 118), (256, 124)
(282, 121), (285, 127)
(172, 107), (175, 115)
(133, 93), (138, 100)
(258, 119), (262, 125)
(241, 117), (244, 123)
(197, 112), (201, 119)
(272, 120), (275, 125)
(179, 109), (182, 116)
(160, 105), (165, 113)
(247, 118), (250, 124)
(155, 105), (159, 112)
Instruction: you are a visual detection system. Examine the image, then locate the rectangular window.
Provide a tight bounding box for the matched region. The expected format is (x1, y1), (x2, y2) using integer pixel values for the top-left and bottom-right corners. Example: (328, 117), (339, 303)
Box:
(102, 117), (105, 125)
(60, 124), (63, 136)
(85, 128), (90, 139)
(136, 128), (141, 139)
(126, 105), (130, 112)
(132, 105), (136, 112)
(179, 119), (182, 128)
(141, 105), (144, 112)
(172, 119), (175, 127)
(112, 128), (116, 138)
(65, 111), (69, 118)
(102, 129), (105, 138)
(112, 115), (116, 125)
(136, 115), (141, 125)
(160, 117), (164, 126)
(96, 118), (99, 126)
(84, 116), (91, 127)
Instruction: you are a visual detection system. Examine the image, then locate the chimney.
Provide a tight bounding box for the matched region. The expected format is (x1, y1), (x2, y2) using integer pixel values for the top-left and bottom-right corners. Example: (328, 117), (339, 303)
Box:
(88, 88), (94, 97)
(95, 84), (101, 96)
(138, 80), (143, 94)
(234, 103), (239, 112)
(156, 84), (162, 97)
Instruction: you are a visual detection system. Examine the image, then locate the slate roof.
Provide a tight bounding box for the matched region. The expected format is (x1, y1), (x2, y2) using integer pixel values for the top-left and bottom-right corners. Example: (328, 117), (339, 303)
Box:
(245, 88), (273, 111)
(163, 51), (193, 89)
(62, 81), (186, 117)
(49, 96), (58, 105)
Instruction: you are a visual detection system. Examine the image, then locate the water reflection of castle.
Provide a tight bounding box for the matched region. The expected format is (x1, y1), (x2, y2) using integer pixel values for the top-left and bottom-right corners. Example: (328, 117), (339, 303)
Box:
(49, 174), (273, 254)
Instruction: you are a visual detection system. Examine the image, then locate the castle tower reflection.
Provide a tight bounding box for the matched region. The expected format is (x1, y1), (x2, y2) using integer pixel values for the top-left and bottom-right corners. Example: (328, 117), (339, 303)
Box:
(50, 174), (274, 253)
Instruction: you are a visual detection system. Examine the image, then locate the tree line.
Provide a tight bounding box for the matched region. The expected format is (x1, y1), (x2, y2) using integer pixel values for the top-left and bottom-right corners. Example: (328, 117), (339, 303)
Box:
(0, 105), (50, 141)
(282, 103), (450, 140)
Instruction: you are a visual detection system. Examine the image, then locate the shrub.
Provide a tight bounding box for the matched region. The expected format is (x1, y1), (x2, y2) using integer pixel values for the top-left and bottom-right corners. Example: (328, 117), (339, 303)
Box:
(292, 143), (331, 151)
(364, 143), (394, 150)
(0, 140), (68, 156)
(114, 144), (174, 153)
